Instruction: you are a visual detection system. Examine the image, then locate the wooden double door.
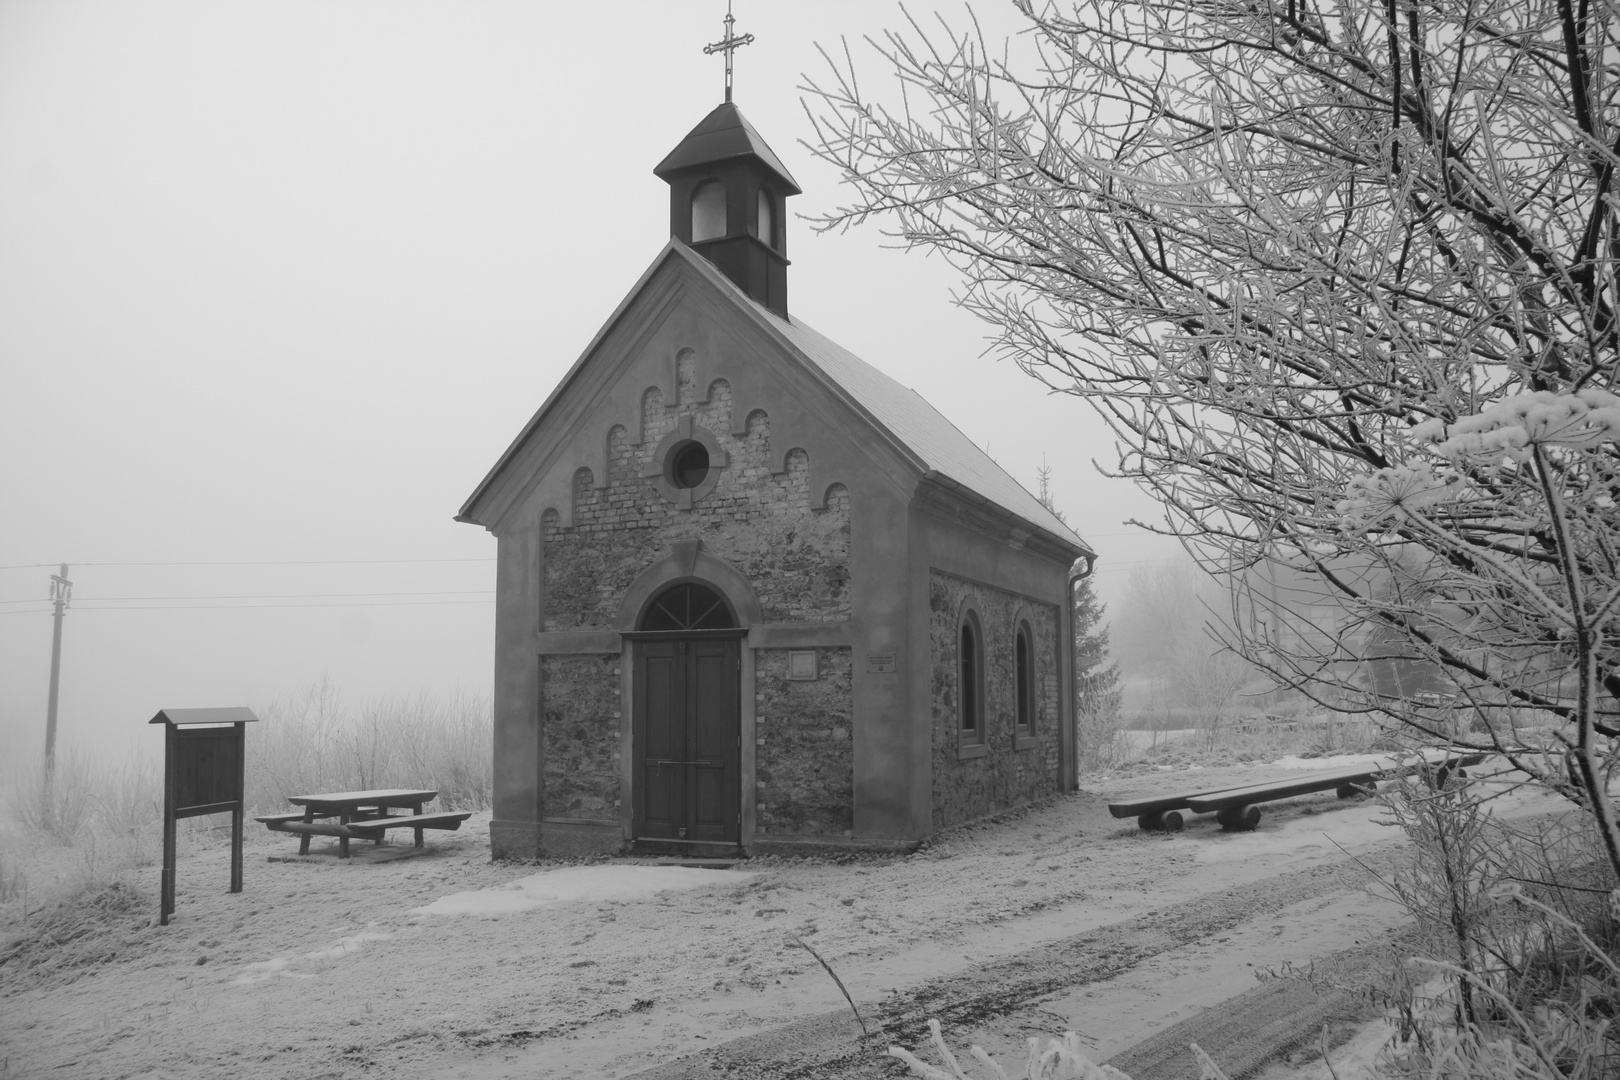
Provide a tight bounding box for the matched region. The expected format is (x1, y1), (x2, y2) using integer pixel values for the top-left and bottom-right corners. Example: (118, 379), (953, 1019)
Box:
(630, 631), (742, 848)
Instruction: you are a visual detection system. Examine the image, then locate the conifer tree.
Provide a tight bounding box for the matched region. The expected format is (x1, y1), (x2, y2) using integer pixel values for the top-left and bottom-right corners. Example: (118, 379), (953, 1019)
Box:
(1072, 574), (1122, 718)
(1038, 466), (1122, 718)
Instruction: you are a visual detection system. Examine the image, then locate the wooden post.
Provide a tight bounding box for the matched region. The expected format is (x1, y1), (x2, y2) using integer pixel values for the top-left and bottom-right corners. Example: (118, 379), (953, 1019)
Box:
(44, 565), (71, 775)
(161, 721), (178, 925)
(230, 719), (246, 894)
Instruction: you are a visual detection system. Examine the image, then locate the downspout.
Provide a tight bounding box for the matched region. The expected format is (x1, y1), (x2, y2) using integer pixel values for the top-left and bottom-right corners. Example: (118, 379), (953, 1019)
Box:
(1066, 554), (1096, 790)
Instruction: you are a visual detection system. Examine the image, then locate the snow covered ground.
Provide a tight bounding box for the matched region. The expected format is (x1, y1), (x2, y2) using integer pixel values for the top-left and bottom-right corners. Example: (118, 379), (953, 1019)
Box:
(0, 757), (1569, 1079)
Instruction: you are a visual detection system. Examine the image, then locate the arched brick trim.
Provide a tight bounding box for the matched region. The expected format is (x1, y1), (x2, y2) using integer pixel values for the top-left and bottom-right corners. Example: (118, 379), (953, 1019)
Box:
(599, 424), (629, 490)
(570, 467), (594, 524)
(774, 445), (807, 477)
(820, 482), (850, 513)
(615, 539), (763, 631)
(638, 386), (664, 446)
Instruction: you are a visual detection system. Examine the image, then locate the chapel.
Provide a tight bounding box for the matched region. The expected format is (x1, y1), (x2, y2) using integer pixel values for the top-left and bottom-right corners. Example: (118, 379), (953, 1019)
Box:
(457, 71), (1096, 860)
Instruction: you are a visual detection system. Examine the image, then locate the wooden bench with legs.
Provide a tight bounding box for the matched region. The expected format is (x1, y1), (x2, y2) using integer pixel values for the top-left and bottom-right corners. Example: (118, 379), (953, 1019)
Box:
(1108, 750), (1489, 833)
(346, 811), (472, 847)
(1106, 787), (1247, 832)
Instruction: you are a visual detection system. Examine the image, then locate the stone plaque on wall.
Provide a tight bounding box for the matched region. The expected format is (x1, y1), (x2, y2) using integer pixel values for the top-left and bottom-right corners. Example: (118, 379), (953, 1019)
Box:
(866, 653), (897, 674)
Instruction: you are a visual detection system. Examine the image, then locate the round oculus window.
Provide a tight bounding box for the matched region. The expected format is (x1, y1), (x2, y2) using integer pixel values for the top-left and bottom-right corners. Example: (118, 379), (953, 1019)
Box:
(670, 441), (710, 489)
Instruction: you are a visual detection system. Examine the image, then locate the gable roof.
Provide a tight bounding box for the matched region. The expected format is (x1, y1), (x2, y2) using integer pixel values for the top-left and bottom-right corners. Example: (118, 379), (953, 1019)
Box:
(458, 242), (1092, 559)
(763, 306), (1088, 553)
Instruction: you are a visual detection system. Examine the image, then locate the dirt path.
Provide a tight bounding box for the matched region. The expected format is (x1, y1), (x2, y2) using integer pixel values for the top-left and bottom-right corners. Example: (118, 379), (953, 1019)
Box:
(0, 760), (1568, 1080)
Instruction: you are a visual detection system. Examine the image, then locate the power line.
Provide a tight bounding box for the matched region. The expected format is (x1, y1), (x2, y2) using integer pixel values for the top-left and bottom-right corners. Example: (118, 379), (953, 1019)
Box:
(78, 589), (493, 602)
(0, 558), (494, 571)
(72, 599), (497, 612)
(0, 589), (493, 605)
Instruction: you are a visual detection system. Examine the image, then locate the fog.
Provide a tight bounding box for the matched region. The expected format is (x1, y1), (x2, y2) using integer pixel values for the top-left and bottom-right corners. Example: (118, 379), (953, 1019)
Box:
(0, 1), (1182, 766)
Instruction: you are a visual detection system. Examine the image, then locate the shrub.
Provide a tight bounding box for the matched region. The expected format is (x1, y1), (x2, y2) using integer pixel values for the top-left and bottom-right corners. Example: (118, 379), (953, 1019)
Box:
(1373, 775), (1620, 1079)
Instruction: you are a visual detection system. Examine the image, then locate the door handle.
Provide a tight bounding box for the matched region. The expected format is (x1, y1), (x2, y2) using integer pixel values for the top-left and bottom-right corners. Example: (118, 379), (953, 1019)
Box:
(648, 759), (722, 767)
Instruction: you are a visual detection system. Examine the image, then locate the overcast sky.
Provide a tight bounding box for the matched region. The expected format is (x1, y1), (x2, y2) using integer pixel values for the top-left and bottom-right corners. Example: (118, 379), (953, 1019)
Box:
(0, 1), (1182, 763)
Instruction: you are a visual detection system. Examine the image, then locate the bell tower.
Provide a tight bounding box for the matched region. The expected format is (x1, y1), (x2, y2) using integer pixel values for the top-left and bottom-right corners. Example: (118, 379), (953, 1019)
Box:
(653, 9), (799, 318)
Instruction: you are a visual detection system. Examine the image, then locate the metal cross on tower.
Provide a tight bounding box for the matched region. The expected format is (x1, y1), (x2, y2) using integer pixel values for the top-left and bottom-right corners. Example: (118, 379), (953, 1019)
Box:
(703, 3), (754, 104)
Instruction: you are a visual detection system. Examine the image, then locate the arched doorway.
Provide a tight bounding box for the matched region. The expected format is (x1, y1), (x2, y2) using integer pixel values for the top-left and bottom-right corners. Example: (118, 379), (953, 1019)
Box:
(629, 581), (743, 850)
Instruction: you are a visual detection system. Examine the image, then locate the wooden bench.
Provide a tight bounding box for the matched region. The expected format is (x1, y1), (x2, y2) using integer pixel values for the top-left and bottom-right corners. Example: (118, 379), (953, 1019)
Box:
(347, 811), (472, 847)
(1106, 786), (1249, 832)
(255, 811), (320, 825)
(1183, 752), (1489, 831)
(1108, 751), (1489, 833)
(1183, 763), (1386, 831)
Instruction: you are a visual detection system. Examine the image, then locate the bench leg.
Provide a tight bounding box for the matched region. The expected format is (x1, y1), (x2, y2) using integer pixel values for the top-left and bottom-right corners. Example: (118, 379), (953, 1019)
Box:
(414, 826), (425, 848)
(1337, 782), (1377, 799)
(1137, 810), (1183, 832)
(299, 810), (313, 856)
(1216, 805), (1261, 831)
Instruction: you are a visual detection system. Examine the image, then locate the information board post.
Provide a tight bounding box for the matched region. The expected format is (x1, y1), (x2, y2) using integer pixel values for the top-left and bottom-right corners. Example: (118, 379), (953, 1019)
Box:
(149, 707), (258, 925)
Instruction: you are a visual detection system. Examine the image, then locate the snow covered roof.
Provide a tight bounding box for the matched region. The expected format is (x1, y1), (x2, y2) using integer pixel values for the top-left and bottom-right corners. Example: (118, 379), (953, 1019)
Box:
(760, 309), (1090, 553)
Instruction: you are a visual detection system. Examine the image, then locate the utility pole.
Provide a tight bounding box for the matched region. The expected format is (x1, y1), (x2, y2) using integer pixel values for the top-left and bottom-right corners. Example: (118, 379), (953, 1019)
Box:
(45, 564), (71, 775)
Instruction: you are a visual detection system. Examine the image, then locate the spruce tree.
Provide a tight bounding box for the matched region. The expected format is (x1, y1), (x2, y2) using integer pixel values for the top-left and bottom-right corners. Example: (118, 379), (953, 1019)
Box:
(1037, 465), (1121, 718)
(1071, 575), (1121, 718)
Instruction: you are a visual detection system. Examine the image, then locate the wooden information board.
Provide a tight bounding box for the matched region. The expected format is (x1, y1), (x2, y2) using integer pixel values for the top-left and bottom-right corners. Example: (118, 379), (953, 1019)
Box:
(149, 707), (258, 925)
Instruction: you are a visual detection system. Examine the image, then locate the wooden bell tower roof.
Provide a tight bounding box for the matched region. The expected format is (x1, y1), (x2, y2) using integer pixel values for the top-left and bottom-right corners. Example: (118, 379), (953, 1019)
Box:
(652, 101), (800, 195)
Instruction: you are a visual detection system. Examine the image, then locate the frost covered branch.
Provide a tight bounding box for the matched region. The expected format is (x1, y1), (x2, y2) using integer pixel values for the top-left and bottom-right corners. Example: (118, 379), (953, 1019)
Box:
(803, 0), (1620, 874)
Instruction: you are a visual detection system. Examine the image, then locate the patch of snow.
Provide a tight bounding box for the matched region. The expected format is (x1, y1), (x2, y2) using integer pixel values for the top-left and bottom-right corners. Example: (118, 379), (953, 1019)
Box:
(302, 930), (392, 961)
(231, 925), (393, 985)
(409, 864), (754, 918)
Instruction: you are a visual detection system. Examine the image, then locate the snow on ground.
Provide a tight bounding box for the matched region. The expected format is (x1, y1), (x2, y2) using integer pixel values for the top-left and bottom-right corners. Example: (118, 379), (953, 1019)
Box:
(0, 757), (1575, 1080)
(411, 865), (756, 918)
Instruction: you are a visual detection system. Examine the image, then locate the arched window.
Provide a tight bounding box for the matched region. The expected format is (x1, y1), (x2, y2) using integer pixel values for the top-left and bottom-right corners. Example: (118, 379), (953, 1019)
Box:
(1015, 622), (1034, 733)
(691, 181), (726, 242)
(640, 582), (735, 632)
(756, 189), (774, 248)
(959, 613), (983, 742)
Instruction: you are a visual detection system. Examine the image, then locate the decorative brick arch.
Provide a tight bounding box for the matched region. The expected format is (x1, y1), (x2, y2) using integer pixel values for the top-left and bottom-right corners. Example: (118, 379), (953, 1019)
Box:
(615, 538), (763, 632)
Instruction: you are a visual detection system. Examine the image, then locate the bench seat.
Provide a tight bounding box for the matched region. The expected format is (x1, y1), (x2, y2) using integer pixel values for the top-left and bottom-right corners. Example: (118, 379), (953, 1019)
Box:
(1107, 751), (1492, 833)
(261, 819), (359, 838)
(1106, 786), (1245, 819)
(255, 811), (318, 824)
(1183, 764), (1385, 814)
(346, 811), (472, 837)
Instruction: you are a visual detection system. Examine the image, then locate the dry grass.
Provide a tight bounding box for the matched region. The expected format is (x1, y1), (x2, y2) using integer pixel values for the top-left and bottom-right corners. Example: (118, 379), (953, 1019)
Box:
(247, 680), (492, 813)
(1109, 710), (1393, 773)
(0, 683), (491, 942)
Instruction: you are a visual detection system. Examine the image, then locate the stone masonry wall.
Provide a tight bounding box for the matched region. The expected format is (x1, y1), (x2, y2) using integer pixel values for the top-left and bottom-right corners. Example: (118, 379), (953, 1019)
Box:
(754, 647), (854, 837)
(540, 654), (620, 821)
(929, 570), (1061, 830)
(541, 348), (851, 630)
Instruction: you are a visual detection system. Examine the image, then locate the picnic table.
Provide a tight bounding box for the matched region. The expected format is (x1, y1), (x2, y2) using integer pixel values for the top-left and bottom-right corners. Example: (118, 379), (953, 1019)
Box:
(255, 788), (471, 858)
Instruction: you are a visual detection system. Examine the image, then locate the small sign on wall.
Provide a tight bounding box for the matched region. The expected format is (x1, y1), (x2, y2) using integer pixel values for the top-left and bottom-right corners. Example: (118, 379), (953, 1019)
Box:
(866, 653), (897, 674)
(787, 649), (818, 680)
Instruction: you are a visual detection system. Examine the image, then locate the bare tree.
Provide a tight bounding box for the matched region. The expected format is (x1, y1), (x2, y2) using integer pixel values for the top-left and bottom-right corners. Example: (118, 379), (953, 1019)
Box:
(804, 0), (1620, 875)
